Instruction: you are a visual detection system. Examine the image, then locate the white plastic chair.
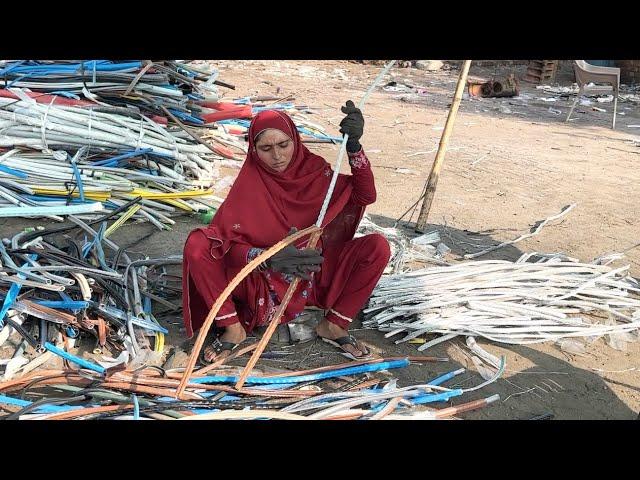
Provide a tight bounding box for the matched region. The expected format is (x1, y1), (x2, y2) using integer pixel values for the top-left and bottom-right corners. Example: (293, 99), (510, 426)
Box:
(565, 60), (620, 129)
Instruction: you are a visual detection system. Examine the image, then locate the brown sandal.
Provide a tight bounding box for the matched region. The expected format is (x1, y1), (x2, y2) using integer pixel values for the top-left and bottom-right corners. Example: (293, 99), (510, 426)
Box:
(200, 337), (239, 365)
(319, 335), (372, 360)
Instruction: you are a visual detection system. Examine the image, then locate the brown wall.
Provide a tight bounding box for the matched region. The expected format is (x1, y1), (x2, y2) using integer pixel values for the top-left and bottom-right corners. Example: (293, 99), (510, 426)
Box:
(616, 60), (640, 84)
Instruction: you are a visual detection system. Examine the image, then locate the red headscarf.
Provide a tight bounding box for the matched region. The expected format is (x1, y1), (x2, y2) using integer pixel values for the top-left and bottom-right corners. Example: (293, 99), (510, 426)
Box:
(204, 109), (357, 257)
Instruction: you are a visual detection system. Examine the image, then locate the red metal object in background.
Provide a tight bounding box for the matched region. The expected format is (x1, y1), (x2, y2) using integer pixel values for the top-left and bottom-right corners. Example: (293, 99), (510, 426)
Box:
(200, 105), (253, 123)
(0, 89), (94, 106)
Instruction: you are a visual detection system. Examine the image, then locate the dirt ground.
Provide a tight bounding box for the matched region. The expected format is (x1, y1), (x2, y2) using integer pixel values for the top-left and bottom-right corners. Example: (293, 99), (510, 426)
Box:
(2, 60), (639, 419)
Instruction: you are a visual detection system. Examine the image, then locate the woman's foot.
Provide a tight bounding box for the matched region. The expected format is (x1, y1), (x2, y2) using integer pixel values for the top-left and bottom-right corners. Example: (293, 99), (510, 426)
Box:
(202, 322), (247, 363)
(316, 318), (370, 359)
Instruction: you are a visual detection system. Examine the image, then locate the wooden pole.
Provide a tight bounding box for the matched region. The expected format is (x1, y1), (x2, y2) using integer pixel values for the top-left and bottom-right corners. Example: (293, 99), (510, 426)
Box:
(415, 60), (472, 232)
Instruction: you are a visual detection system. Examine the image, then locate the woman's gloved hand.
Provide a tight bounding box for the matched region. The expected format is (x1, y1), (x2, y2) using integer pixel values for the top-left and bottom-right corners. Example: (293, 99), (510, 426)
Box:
(266, 228), (324, 280)
(339, 100), (364, 153)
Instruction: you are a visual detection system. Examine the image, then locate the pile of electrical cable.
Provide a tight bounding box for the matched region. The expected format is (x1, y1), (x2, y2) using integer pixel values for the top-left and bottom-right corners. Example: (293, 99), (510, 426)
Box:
(0, 208), (183, 382)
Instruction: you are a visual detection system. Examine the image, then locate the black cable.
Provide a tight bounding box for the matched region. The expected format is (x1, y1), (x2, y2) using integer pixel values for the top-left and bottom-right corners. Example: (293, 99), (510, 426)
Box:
(19, 196), (143, 244)
(86, 397), (281, 420)
(38, 318), (48, 350)
(3, 395), (88, 420)
(3, 317), (38, 348)
(19, 372), (101, 400)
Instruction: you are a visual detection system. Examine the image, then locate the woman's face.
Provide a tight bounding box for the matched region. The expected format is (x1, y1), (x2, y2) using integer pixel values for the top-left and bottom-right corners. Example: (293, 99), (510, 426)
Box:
(255, 129), (295, 172)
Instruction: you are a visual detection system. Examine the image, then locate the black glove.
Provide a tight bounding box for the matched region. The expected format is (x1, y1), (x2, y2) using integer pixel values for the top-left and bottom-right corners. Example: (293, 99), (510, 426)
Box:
(266, 228), (324, 280)
(339, 100), (364, 153)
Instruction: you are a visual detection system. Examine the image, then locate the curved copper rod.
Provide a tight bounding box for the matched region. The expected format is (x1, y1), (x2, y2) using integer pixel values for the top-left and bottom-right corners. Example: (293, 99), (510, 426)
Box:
(176, 225), (321, 399)
(104, 381), (202, 399)
(234, 231), (323, 390)
(113, 372), (316, 398)
(0, 373), (91, 393)
(434, 397), (495, 418)
(0, 370), (68, 391)
(324, 411), (368, 420)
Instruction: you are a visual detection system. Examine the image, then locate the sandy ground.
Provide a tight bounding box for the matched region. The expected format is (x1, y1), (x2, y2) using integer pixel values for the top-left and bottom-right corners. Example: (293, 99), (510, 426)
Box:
(2, 60), (639, 419)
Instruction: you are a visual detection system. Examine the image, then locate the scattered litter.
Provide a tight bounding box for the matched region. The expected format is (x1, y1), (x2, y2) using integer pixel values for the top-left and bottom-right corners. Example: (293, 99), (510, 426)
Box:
(287, 322), (316, 343)
(596, 95), (614, 103)
(382, 81), (429, 99)
(471, 154), (489, 166)
(471, 355), (497, 381)
(410, 232), (441, 247)
(435, 242), (451, 258)
(557, 339), (588, 357)
(464, 204), (576, 259)
(415, 60), (444, 72)
(606, 331), (633, 352)
(2, 59), (636, 421)
(394, 168), (418, 175)
(536, 85), (579, 95)
(619, 93), (640, 104)
(407, 149), (437, 157)
(383, 83), (413, 93)
(466, 337), (501, 369)
(548, 107), (562, 115)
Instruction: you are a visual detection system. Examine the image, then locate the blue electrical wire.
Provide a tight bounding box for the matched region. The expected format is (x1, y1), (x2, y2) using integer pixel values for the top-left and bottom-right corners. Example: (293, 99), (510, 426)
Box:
(0, 254), (38, 328)
(0, 164), (28, 179)
(0, 393), (82, 414)
(44, 342), (105, 374)
(167, 108), (204, 125)
(34, 300), (89, 310)
(69, 160), (85, 202)
(190, 359), (409, 385)
(0, 61), (144, 76)
(132, 394), (140, 420)
(91, 148), (154, 167)
(370, 368), (467, 414)
(426, 368), (466, 387)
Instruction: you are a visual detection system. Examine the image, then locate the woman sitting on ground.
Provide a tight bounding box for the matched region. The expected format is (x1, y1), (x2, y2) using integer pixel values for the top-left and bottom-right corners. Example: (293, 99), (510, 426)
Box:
(182, 101), (390, 363)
